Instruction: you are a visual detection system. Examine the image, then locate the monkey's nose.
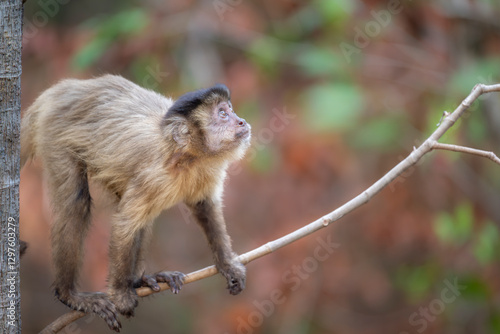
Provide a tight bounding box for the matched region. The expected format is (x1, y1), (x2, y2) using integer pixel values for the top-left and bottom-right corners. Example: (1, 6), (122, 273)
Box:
(237, 118), (247, 127)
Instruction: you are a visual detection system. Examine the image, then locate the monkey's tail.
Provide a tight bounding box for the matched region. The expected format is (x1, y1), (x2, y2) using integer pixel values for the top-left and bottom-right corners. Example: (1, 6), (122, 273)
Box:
(20, 103), (39, 168)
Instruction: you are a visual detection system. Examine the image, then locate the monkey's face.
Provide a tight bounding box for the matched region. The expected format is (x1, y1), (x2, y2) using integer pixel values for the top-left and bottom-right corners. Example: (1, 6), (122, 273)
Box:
(204, 100), (251, 155)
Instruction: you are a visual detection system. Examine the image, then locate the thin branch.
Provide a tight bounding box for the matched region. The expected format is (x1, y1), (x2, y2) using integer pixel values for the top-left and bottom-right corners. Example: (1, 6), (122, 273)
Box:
(39, 83), (500, 334)
(40, 312), (86, 334)
(431, 141), (500, 165)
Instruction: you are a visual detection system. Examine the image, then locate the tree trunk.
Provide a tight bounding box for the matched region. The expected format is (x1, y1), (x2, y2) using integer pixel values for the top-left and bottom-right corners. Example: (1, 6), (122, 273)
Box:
(0, 0), (23, 333)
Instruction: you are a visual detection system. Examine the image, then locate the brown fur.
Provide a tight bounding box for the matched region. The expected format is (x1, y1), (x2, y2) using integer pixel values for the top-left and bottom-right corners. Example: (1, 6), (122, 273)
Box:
(21, 75), (251, 331)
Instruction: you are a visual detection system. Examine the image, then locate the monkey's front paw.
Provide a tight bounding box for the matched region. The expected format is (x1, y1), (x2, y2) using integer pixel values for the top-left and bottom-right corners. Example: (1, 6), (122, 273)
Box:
(221, 260), (246, 295)
(134, 271), (186, 294)
(109, 288), (138, 318)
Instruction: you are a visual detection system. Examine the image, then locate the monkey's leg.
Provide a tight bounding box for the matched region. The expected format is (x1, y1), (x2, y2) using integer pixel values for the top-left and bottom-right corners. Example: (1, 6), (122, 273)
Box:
(131, 225), (186, 294)
(107, 210), (163, 318)
(188, 199), (246, 295)
(48, 160), (121, 331)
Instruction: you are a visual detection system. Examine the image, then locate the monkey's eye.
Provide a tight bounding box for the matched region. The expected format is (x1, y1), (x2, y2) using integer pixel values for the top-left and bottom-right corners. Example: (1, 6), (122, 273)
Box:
(218, 109), (228, 118)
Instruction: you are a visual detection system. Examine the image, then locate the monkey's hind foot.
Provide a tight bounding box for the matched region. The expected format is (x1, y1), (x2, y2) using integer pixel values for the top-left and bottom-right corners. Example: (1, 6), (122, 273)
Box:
(55, 290), (122, 332)
(134, 271), (186, 294)
(109, 288), (139, 319)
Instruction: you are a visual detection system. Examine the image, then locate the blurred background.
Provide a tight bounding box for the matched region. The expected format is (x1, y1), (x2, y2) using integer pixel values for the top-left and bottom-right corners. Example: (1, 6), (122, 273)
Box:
(19, 0), (500, 333)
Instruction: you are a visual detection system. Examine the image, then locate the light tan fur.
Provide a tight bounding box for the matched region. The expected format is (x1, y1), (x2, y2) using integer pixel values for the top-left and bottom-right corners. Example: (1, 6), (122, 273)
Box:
(21, 75), (251, 331)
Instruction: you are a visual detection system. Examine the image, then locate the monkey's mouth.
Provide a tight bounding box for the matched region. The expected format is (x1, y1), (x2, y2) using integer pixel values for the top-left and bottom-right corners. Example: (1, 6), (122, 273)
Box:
(235, 127), (251, 140)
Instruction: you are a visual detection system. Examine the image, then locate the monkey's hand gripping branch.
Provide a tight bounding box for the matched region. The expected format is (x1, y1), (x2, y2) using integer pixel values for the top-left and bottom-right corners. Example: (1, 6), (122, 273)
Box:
(39, 83), (500, 334)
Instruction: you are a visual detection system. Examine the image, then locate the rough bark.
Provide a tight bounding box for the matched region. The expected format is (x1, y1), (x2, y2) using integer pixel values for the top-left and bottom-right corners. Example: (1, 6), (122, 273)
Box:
(0, 1), (23, 333)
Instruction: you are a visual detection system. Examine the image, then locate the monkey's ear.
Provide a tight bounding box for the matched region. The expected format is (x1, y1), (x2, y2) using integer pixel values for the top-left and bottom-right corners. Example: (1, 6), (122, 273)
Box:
(172, 119), (190, 147)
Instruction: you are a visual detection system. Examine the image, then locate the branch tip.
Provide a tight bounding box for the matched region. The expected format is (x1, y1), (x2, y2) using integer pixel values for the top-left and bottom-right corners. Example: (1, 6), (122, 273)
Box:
(432, 142), (500, 166)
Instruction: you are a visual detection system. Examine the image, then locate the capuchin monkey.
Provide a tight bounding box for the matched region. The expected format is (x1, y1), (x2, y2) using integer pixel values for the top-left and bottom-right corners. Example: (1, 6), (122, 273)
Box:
(21, 75), (251, 331)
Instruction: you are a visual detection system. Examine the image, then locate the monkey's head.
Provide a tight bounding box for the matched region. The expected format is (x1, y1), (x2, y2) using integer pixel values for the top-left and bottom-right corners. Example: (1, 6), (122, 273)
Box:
(165, 84), (251, 161)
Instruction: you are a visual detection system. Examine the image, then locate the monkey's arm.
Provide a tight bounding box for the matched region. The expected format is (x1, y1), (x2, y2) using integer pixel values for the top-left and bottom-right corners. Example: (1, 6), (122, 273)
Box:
(188, 198), (246, 295)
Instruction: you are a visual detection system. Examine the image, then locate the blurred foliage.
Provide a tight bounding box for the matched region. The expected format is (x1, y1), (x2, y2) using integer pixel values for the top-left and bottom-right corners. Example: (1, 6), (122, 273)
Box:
(248, 37), (282, 76)
(302, 82), (363, 132)
(396, 265), (437, 302)
(435, 203), (500, 266)
(73, 8), (148, 70)
(459, 276), (491, 300)
(435, 203), (474, 246)
(295, 48), (347, 78)
(313, 0), (355, 27)
(466, 105), (489, 145)
(473, 222), (499, 265)
(129, 55), (162, 90)
(490, 314), (500, 333)
(250, 146), (275, 173)
(348, 116), (404, 151)
(450, 58), (500, 96)
(20, 0), (500, 333)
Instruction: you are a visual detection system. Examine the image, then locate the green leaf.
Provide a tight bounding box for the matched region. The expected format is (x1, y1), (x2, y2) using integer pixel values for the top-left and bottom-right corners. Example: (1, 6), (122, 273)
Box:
(296, 48), (346, 77)
(349, 117), (403, 151)
(130, 56), (165, 91)
(434, 213), (455, 244)
(467, 108), (488, 144)
(313, 0), (355, 25)
(473, 222), (499, 265)
(459, 276), (490, 300)
(396, 266), (434, 302)
(72, 8), (149, 70)
(454, 203), (474, 243)
(248, 37), (282, 74)
(434, 203), (474, 245)
(490, 313), (500, 334)
(450, 58), (500, 95)
(302, 83), (363, 132)
(72, 38), (110, 70)
(97, 8), (148, 39)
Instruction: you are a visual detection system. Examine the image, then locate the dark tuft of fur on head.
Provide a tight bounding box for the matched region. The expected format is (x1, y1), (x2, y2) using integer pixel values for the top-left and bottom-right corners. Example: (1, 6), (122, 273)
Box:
(168, 84), (230, 118)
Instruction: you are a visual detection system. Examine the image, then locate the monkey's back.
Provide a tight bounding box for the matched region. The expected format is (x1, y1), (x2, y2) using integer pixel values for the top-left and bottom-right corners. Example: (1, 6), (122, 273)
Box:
(23, 75), (175, 198)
